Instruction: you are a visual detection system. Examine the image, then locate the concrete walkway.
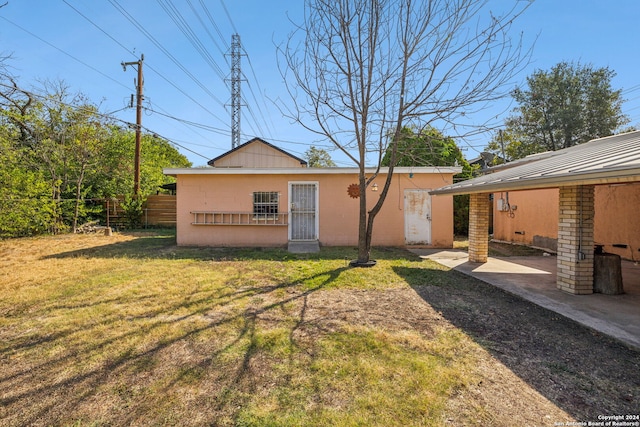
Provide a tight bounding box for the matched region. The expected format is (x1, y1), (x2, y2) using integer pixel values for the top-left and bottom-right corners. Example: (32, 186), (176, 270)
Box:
(410, 249), (640, 350)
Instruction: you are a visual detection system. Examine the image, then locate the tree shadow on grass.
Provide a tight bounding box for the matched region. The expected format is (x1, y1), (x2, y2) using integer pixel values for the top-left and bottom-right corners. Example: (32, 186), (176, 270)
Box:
(0, 257), (349, 426)
(393, 265), (640, 422)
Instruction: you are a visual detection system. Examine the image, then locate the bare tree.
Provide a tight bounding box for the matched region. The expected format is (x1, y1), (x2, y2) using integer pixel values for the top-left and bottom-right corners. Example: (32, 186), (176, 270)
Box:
(279, 0), (532, 264)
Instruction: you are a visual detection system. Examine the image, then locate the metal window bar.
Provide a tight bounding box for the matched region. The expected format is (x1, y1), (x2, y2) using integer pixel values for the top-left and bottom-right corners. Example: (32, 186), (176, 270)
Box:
(253, 191), (279, 220)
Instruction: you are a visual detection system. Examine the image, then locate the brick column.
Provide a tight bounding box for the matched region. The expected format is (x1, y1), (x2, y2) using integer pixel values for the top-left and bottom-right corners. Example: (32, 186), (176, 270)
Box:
(557, 185), (594, 294)
(468, 193), (490, 263)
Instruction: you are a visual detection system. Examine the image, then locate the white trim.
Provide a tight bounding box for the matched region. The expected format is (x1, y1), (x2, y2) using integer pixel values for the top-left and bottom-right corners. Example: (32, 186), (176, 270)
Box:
(164, 166), (462, 176)
(288, 181), (319, 241)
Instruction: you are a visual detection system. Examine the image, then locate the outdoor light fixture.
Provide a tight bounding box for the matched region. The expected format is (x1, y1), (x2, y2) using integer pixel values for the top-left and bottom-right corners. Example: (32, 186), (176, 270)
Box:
(372, 183), (378, 192)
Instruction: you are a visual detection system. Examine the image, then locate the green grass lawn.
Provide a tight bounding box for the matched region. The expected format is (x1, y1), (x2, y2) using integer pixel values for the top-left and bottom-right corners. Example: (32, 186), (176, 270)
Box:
(0, 230), (573, 426)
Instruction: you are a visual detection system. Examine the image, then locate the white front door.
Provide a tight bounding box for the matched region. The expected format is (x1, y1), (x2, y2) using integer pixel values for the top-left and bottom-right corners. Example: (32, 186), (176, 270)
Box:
(404, 189), (432, 245)
(289, 182), (318, 241)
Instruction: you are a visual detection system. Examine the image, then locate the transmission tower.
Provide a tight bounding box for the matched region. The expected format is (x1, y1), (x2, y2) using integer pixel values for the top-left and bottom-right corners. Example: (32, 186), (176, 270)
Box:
(229, 34), (245, 149)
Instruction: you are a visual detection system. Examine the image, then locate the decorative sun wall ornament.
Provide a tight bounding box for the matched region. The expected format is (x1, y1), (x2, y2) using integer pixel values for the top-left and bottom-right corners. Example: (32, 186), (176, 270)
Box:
(347, 183), (360, 198)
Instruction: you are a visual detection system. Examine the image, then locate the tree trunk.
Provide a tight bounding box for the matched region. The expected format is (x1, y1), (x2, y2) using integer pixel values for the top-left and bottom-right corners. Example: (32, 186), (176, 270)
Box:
(51, 176), (63, 234)
(72, 164), (87, 233)
(357, 174), (369, 263)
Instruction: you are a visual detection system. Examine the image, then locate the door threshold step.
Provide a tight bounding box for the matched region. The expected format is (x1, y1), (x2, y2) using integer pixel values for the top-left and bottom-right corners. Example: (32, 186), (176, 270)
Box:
(288, 241), (320, 253)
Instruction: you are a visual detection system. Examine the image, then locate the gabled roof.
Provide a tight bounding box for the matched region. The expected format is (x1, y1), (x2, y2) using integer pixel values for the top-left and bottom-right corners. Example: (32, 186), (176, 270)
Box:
(431, 131), (640, 195)
(207, 137), (307, 167)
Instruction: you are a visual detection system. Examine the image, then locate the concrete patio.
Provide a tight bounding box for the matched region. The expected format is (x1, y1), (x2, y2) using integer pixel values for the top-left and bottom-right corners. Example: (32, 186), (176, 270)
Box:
(410, 249), (640, 350)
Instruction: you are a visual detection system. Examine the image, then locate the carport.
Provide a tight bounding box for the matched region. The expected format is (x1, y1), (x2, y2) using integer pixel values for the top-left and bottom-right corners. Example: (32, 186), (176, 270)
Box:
(430, 131), (640, 295)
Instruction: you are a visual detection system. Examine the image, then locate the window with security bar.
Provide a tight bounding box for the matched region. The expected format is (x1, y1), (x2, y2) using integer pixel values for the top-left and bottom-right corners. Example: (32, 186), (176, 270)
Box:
(253, 192), (279, 219)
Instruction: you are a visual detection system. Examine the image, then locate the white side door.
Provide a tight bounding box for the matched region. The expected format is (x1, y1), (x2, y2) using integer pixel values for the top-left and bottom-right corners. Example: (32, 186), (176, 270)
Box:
(404, 189), (432, 245)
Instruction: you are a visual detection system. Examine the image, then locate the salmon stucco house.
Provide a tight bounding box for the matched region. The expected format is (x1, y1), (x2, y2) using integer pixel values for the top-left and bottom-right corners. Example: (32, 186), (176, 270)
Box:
(164, 138), (460, 250)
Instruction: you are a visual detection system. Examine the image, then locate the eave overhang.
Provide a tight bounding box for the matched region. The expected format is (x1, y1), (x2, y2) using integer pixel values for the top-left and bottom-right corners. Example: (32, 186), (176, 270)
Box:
(165, 166), (462, 177)
(430, 169), (640, 196)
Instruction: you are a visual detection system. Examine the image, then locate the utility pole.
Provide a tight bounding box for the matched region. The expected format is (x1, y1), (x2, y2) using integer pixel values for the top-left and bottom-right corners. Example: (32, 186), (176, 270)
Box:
(499, 129), (506, 164)
(121, 54), (144, 196)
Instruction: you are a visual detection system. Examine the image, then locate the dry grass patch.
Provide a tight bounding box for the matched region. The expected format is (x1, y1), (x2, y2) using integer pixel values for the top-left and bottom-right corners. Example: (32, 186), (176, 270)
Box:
(1, 231), (637, 426)
(1, 232), (470, 426)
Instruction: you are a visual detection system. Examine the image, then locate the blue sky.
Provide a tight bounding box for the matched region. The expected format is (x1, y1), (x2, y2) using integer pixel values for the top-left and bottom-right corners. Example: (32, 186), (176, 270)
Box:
(1, 1), (638, 167)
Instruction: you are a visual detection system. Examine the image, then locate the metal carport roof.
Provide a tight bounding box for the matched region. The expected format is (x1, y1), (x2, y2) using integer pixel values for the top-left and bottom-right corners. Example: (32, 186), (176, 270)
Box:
(430, 131), (640, 195)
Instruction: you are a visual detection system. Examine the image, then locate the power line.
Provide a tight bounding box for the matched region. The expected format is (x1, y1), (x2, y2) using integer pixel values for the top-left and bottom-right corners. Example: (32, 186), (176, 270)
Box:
(219, 0), (237, 34)
(62, 0), (229, 128)
(139, 126), (210, 161)
(63, 0), (228, 160)
(242, 100), (264, 137)
(107, 0), (227, 109)
(142, 105), (342, 156)
(0, 15), (130, 92)
(145, 100), (228, 149)
(198, 0), (229, 53)
(62, 0), (133, 58)
(143, 106), (230, 135)
(0, 81), (127, 125)
(245, 55), (276, 137)
(62, 0), (274, 150)
(0, 80), (212, 161)
(622, 83), (640, 95)
(185, 0), (229, 66)
(155, 1), (272, 142)
(155, 0), (227, 81)
(215, 0), (273, 139)
(6, 2), (324, 163)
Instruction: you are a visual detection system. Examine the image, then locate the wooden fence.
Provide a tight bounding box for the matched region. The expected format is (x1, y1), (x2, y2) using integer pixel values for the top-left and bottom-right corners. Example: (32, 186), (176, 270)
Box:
(105, 195), (176, 228)
(144, 194), (177, 227)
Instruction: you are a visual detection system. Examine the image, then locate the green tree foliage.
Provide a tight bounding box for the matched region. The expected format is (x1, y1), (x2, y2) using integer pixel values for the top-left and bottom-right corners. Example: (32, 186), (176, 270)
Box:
(484, 129), (519, 165)
(87, 128), (190, 198)
(140, 133), (192, 194)
(85, 126), (135, 199)
(382, 126), (477, 235)
(305, 146), (336, 167)
(0, 75), (191, 237)
(121, 194), (146, 229)
(1, 80), (107, 231)
(381, 127), (468, 169)
(0, 133), (56, 237)
(487, 62), (628, 160)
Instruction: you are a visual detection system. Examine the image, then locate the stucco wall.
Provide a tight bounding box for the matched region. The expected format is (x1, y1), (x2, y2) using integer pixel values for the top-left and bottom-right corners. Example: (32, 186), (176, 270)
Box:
(594, 183), (640, 261)
(175, 171), (455, 248)
(492, 188), (559, 250)
(492, 183), (640, 261)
